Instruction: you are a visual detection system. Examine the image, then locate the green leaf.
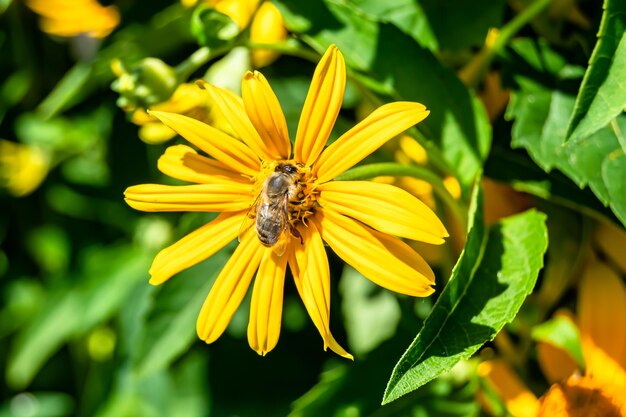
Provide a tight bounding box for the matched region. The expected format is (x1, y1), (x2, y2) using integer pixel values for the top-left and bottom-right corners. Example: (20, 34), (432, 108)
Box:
(132, 244), (232, 377)
(6, 245), (153, 389)
(531, 315), (585, 368)
(382, 183), (548, 404)
(339, 266), (401, 356)
(602, 150), (626, 226)
(191, 6), (240, 49)
(289, 341), (479, 417)
(347, 0), (506, 51)
(342, 0), (439, 50)
(566, 0), (626, 142)
(504, 38), (626, 226)
(418, 0), (506, 51)
(274, 0), (492, 189)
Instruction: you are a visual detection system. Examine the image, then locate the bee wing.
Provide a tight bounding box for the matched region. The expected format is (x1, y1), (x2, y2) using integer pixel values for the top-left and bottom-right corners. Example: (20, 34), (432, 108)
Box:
(238, 194), (260, 242)
(271, 194), (292, 256)
(272, 231), (290, 256)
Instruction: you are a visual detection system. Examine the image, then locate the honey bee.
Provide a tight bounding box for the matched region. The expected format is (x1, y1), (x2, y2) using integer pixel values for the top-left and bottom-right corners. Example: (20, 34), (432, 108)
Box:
(240, 163), (300, 255)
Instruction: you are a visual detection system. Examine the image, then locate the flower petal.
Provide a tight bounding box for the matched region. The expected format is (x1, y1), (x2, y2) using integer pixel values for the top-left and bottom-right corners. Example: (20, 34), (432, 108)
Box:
(149, 110), (260, 176)
(478, 360), (539, 417)
(314, 102), (430, 183)
(199, 81), (281, 161)
(149, 211), (245, 285)
(578, 258), (626, 372)
(537, 340), (578, 384)
(158, 144), (250, 184)
(247, 249), (287, 356)
(196, 230), (265, 343)
(318, 181), (448, 244)
(242, 71), (291, 159)
(124, 183), (253, 212)
(317, 209), (435, 297)
(289, 223), (353, 359)
(294, 45), (345, 166)
(250, 1), (287, 68)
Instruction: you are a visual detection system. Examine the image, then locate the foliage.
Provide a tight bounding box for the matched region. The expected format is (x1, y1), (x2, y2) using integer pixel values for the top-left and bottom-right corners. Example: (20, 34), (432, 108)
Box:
(1, 0), (624, 416)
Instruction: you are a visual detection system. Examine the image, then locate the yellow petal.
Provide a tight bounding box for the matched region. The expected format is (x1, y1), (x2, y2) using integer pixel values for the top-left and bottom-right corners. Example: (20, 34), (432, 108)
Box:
(149, 111), (260, 176)
(149, 211), (245, 285)
(294, 45), (346, 167)
(314, 102), (430, 183)
(214, 0), (258, 29)
(250, 1), (288, 67)
(27, 0), (119, 38)
(199, 81), (281, 161)
(197, 230), (265, 342)
(0, 140), (49, 197)
(594, 220), (626, 275)
(316, 209), (435, 297)
(124, 183), (253, 212)
(242, 71), (291, 159)
(248, 249), (287, 356)
(138, 122), (177, 145)
(290, 223), (353, 359)
(478, 360), (539, 417)
(158, 144), (250, 184)
(318, 181), (448, 244)
(578, 258), (626, 372)
(537, 341), (579, 384)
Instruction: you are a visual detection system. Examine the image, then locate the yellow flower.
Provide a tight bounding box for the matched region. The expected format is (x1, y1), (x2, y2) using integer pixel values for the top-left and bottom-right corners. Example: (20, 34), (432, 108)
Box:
(130, 83), (231, 145)
(479, 255), (626, 416)
(26, 0), (120, 39)
(184, 0), (287, 67)
(124, 45), (448, 358)
(0, 140), (50, 197)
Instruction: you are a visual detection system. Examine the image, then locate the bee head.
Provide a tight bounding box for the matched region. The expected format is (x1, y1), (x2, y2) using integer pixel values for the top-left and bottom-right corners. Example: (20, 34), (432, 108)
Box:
(275, 163), (298, 175)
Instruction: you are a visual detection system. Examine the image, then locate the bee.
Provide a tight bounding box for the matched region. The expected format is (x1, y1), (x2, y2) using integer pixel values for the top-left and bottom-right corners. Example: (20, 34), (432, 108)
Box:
(240, 163), (301, 255)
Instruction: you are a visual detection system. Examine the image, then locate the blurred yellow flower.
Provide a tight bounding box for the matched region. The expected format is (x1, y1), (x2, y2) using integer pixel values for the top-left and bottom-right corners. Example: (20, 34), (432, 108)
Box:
(0, 140), (50, 197)
(479, 255), (626, 417)
(130, 83), (231, 145)
(125, 45), (447, 358)
(184, 0), (287, 67)
(26, 0), (120, 38)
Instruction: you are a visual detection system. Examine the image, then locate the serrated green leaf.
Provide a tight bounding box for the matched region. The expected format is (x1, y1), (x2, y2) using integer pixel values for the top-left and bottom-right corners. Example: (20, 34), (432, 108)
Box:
(274, 0), (491, 189)
(602, 150), (626, 226)
(566, 0), (626, 142)
(531, 315), (585, 368)
(505, 38), (626, 226)
(382, 183), (548, 404)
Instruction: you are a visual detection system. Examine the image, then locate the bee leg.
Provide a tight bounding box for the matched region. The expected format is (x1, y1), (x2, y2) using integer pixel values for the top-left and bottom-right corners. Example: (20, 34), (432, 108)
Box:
(290, 225), (303, 245)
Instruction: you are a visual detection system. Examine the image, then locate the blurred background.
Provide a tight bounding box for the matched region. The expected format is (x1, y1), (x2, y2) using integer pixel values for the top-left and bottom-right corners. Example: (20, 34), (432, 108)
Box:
(1, 0), (625, 416)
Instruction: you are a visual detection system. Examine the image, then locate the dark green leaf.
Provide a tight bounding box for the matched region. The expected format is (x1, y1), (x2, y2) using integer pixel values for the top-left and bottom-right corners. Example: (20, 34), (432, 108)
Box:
(505, 38), (626, 226)
(132, 244), (232, 377)
(347, 0), (505, 51)
(274, 0), (492, 189)
(566, 0), (626, 141)
(602, 150), (626, 226)
(289, 340), (479, 417)
(382, 183), (548, 404)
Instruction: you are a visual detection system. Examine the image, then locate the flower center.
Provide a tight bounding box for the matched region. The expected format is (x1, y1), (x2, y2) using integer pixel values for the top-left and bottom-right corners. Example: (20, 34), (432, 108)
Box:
(254, 160), (318, 241)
